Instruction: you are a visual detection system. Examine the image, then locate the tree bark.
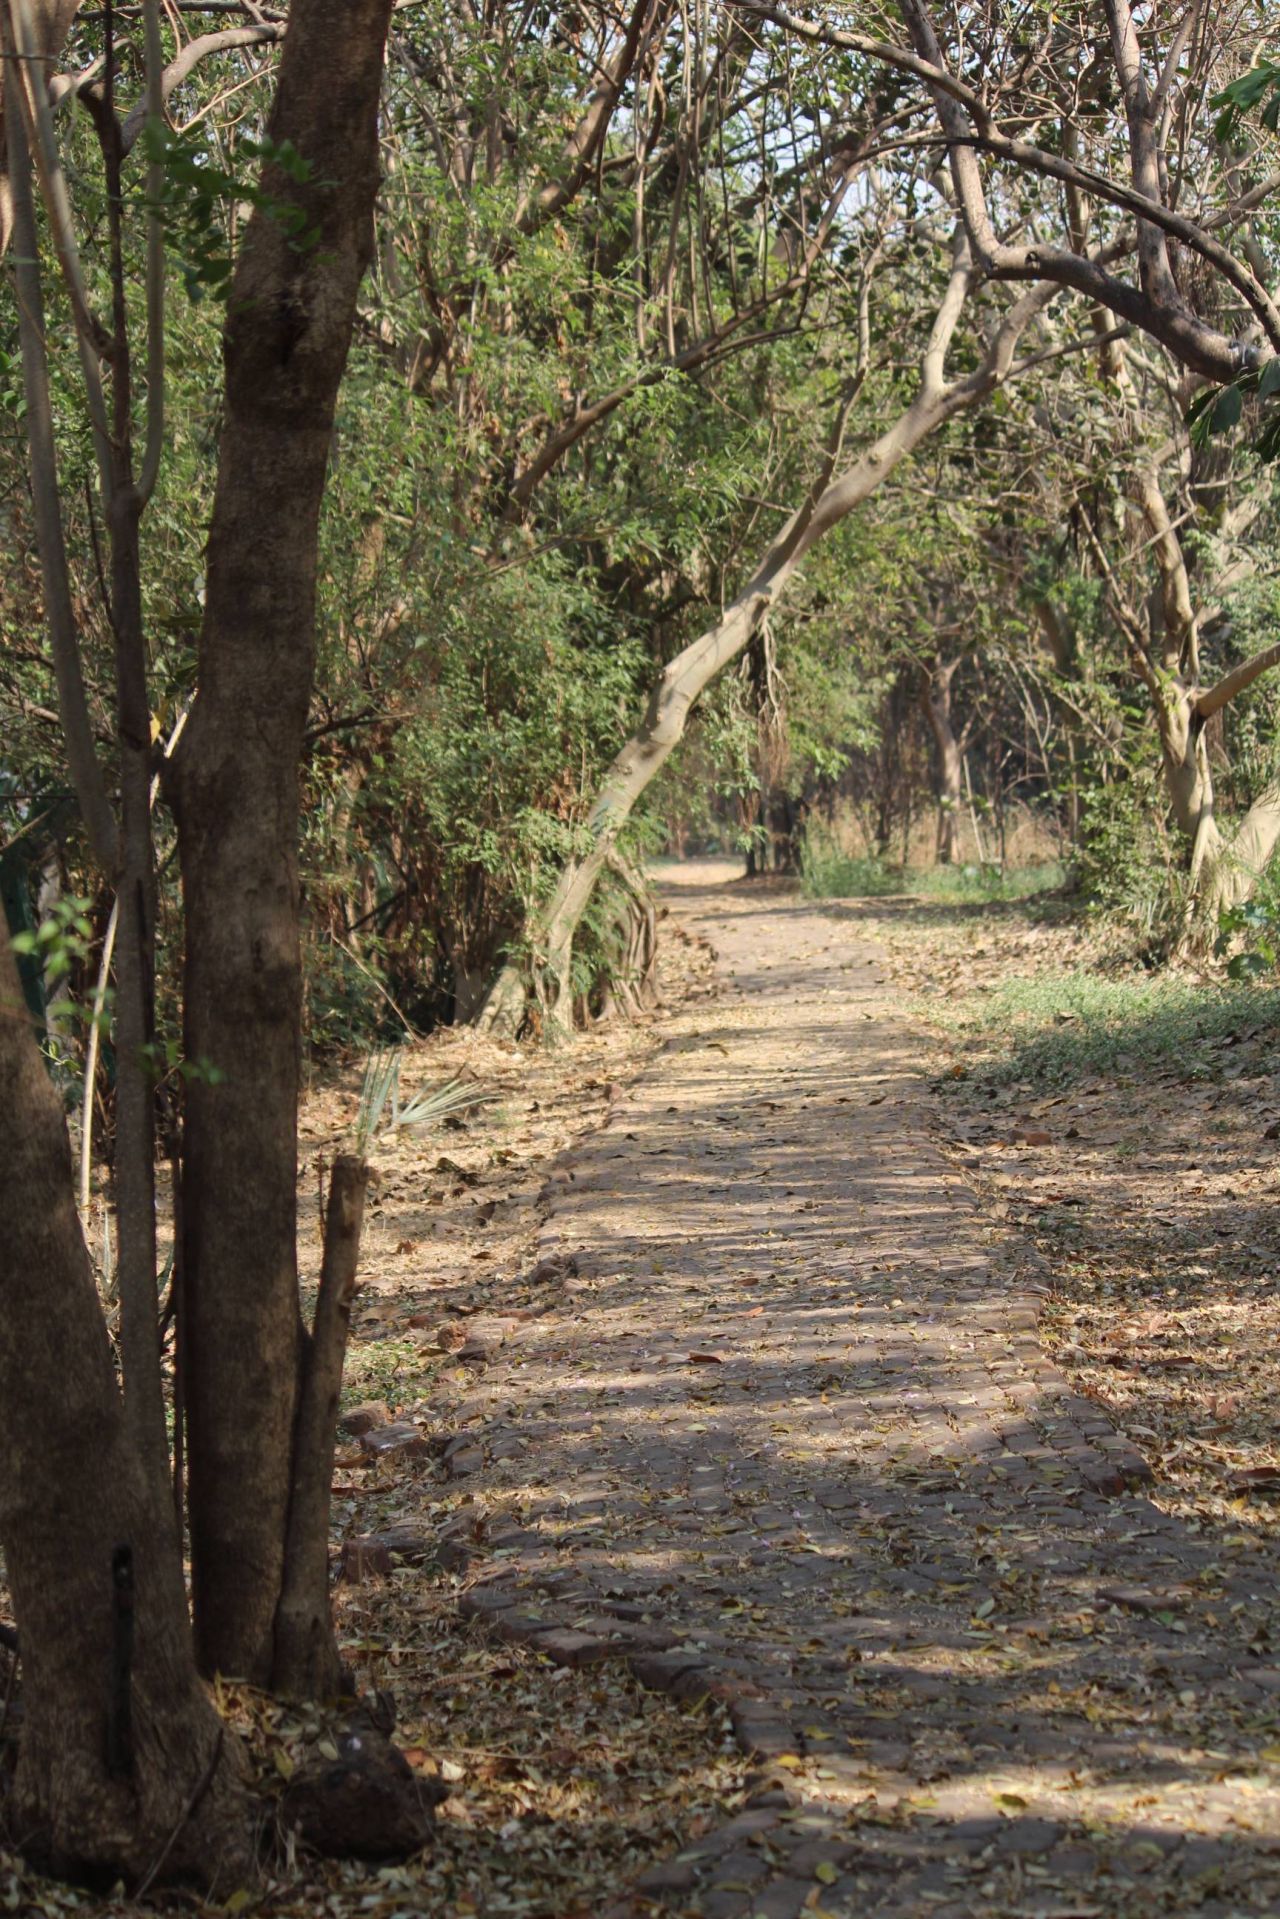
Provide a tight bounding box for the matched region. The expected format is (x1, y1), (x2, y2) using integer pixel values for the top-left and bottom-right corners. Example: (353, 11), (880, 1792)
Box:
(273, 1155), (369, 1700)
(920, 656), (964, 863)
(0, 0), (82, 259)
(3, 56), (117, 872)
(0, 936), (248, 1884)
(1116, 469), (1280, 939)
(171, 0), (393, 1685)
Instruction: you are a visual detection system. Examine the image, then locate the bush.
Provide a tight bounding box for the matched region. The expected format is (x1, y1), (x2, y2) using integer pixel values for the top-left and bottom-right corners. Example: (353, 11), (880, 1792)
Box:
(799, 835), (904, 898)
(914, 861), (1065, 904)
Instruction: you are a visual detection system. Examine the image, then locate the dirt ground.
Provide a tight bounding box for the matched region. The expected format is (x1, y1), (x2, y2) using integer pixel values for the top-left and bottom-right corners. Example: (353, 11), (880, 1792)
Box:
(2, 901), (747, 1919)
(855, 887), (1280, 1540)
(6, 862), (1280, 1918)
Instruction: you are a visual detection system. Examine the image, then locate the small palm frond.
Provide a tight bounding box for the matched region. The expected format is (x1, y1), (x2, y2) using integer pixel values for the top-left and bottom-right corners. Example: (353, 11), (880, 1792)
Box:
(355, 1046), (490, 1149)
(356, 1045), (402, 1156)
(394, 1077), (492, 1132)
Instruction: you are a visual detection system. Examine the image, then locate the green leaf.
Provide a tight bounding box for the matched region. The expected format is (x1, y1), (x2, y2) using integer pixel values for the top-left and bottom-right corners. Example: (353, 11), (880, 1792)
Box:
(1211, 384), (1244, 433)
(1261, 358), (1280, 400)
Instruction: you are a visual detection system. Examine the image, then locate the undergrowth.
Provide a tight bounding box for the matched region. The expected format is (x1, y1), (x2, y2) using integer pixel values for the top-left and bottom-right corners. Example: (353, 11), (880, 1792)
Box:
(800, 837), (1066, 905)
(945, 970), (1280, 1087)
(916, 860), (1067, 904)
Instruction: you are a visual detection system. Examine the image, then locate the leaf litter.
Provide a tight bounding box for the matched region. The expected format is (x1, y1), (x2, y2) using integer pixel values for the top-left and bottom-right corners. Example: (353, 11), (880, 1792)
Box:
(857, 891), (1280, 1599)
(1, 920), (751, 1917)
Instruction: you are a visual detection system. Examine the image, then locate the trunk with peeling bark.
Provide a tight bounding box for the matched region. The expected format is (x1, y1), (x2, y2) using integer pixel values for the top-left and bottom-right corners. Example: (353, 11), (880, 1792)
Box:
(0, 0), (79, 257)
(0, 938), (248, 1884)
(477, 253), (1056, 1035)
(1153, 679), (1280, 935)
(172, 0), (393, 1688)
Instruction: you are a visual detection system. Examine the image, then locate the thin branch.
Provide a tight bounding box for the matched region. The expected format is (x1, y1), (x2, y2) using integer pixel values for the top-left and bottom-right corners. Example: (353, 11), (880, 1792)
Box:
(119, 19), (283, 152)
(734, 0), (1280, 379)
(79, 704), (189, 1216)
(136, 0), (165, 501)
(7, 0), (115, 484)
(3, 54), (119, 872)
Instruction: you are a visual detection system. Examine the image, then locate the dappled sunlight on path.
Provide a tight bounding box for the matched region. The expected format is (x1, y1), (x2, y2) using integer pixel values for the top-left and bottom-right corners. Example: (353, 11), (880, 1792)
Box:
(444, 868), (1280, 1916)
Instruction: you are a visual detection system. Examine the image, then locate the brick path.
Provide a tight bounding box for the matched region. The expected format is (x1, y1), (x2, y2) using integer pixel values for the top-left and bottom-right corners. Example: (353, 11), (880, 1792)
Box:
(445, 871), (1280, 1917)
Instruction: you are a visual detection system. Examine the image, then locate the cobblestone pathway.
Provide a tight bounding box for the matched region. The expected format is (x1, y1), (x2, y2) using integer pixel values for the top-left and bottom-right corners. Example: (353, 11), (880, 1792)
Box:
(446, 871), (1280, 1917)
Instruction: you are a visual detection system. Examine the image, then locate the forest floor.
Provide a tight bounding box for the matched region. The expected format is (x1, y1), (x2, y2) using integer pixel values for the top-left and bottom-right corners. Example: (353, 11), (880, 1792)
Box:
(8, 861), (1280, 1918)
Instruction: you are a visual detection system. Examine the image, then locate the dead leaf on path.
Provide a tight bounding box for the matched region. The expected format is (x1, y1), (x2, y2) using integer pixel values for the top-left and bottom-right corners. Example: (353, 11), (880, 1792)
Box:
(1229, 1466), (1280, 1493)
(1097, 1585), (1191, 1614)
(687, 1351), (725, 1365)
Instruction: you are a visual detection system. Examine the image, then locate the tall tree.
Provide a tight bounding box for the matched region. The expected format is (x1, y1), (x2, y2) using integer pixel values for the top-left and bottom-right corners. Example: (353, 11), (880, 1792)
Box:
(1, 0), (393, 1877)
(0, 932), (246, 1881)
(172, 0), (393, 1692)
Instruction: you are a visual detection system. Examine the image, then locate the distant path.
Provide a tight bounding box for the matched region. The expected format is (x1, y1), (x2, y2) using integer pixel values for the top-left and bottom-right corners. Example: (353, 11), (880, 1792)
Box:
(454, 863), (1280, 1916)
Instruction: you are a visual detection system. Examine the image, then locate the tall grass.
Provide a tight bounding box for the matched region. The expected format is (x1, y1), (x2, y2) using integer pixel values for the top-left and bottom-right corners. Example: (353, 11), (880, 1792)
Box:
(799, 841), (904, 898)
(915, 861), (1066, 904)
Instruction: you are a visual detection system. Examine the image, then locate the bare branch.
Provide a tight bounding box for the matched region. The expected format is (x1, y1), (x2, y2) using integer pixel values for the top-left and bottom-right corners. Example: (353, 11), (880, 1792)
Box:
(119, 20), (283, 153)
(733, 0), (1280, 381)
(3, 58), (119, 872)
(1196, 642), (1280, 721)
(136, 0), (165, 502)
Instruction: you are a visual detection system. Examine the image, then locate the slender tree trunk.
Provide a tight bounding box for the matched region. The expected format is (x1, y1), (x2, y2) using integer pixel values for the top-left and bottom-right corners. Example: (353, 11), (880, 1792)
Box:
(0, 937), (248, 1884)
(1124, 472), (1280, 941)
(171, 0), (393, 1685)
(920, 656), (963, 863)
(0, 0), (82, 259)
(480, 573), (791, 1031)
(273, 1155), (369, 1697)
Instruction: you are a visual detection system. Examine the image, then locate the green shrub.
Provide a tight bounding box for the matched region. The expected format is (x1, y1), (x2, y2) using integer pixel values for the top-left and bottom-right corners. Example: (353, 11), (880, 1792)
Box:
(799, 836), (904, 898)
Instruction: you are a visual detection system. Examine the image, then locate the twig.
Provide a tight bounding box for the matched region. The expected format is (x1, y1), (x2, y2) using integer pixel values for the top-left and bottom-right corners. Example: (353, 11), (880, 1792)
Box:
(326, 931), (414, 1036)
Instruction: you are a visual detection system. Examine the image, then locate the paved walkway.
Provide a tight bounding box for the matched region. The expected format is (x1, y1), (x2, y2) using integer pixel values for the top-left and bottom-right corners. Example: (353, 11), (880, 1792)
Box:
(446, 871), (1280, 1917)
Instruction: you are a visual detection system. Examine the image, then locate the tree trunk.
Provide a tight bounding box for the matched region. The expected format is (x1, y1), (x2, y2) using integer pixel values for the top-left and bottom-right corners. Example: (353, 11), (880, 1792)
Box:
(0, 0), (82, 259)
(171, 0), (393, 1685)
(273, 1155), (369, 1697)
(0, 937), (248, 1885)
(1157, 691), (1280, 938)
(920, 657), (963, 863)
